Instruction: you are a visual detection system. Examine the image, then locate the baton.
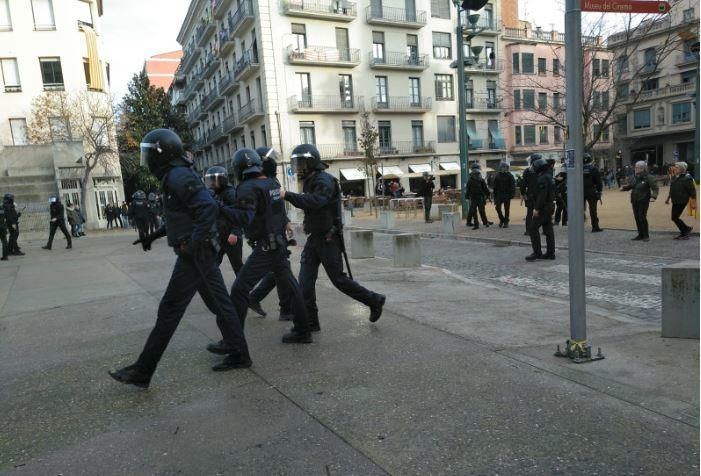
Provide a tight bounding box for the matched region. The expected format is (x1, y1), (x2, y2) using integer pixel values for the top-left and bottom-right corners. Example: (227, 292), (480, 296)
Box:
(338, 230), (353, 280)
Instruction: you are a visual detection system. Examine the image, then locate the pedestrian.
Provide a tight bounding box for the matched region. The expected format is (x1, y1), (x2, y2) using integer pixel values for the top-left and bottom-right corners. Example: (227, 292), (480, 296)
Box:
(204, 165), (243, 275)
(465, 163), (491, 229)
(220, 148), (312, 343)
(282, 143), (386, 332)
(75, 205), (86, 236)
(128, 191), (150, 242)
(109, 129), (251, 389)
(3, 193), (24, 256)
(526, 156), (556, 261)
(520, 156), (538, 236)
(0, 203), (8, 261)
(583, 153), (604, 232)
(113, 202), (123, 229)
(418, 171), (435, 223)
(620, 161), (658, 242)
(121, 201), (130, 229)
(665, 161), (696, 240)
(66, 202), (79, 237)
(554, 169), (568, 226)
(492, 161), (516, 228)
(42, 195), (72, 250)
(105, 203), (114, 229)
(615, 168), (623, 188)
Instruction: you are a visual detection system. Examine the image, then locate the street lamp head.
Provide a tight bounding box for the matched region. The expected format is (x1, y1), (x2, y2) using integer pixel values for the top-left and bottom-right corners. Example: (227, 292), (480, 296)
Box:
(467, 13), (481, 27)
(470, 45), (483, 57)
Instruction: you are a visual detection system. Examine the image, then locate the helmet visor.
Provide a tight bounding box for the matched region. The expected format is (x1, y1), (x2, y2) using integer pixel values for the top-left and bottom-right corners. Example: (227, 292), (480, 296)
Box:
(205, 171), (227, 190)
(140, 142), (161, 168)
(290, 151), (313, 178)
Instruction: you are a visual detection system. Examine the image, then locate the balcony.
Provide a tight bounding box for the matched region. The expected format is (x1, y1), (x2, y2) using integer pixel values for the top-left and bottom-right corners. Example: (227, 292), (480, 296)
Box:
(203, 86), (225, 111)
(368, 51), (428, 70)
(465, 96), (504, 112)
(608, 17), (671, 46)
(192, 137), (206, 152)
(288, 95), (363, 113)
(376, 141), (435, 156)
(219, 28), (235, 57)
(462, 58), (503, 74)
(234, 49), (260, 81)
(287, 45), (360, 67)
(219, 71), (239, 96)
(43, 83), (65, 91)
(371, 96), (431, 113)
(201, 51), (220, 79)
(206, 124), (227, 145)
(459, 12), (500, 34)
(282, 0), (357, 21)
(677, 52), (697, 67)
(222, 113), (243, 134)
(173, 88), (187, 106)
(197, 19), (216, 47)
(365, 5), (426, 29)
(187, 108), (201, 125)
(239, 98), (265, 124)
(183, 79), (198, 100)
(213, 0), (234, 19)
(624, 82), (694, 103)
(181, 46), (201, 73)
(230, 0), (255, 37)
(197, 105), (209, 121)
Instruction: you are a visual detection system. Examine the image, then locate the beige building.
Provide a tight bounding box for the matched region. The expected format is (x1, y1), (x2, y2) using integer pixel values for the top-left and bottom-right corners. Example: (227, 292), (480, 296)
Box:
(175, 0), (515, 195)
(0, 0), (124, 229)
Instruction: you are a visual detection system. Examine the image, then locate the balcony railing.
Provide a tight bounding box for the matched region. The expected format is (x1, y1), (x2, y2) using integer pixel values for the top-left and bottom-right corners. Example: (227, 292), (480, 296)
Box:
(459, 12), (500, 31)
(287, 45), (360, 66)
(677, 52), (697, 66)
(462, 58), (504, 72)
(282, 0), (357, 20)
(465, 96), (503, 110)
(288, 94), (363, 112)
(625, 82), (694, 103)
(43, 83), (65, 91)
(234, 48), (260, 80)
(180, 46), (201, 73)
(371, 96), (432, 112)
(502, 27), (566, 43)
(366, 4), (426, 27)
(368, 51), (429, 70)
(206, 124), (226, 144)
(213, 0), (234, 18)
(222, 113), (242, 134)
(202, 86), (220, 111)
(4, 85), (21, 93)
(219, 71), (238, 95)
(239, 98), (264, 123)
(187, 108), (201, 124)
(201, 51), (220, 78)
(608, 17), (670, 45)
(196, 19), (216, 47)
(230, 0), (255, 36)
(376, 141), (435, 156)
(219, 28), (235, 57)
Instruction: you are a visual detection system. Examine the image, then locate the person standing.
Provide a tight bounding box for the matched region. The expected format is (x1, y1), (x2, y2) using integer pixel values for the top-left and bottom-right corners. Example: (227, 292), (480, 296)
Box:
(0, 204), (8, 261)
(66, 202), (79, 237)
(665, 161), (696, 240)
(492, 162), (516, 228)
(3, 193), (24, 256)
(525, 157), (556, 261)
(128, 191), (151, 242)
(43, 196), (72, 250)
(121, 201), (130, 229)
(282, 144), (386, 332)
(620, 161), (658, 242)
(418, 172), (435, 223)
(520, 156), (539, 236)
(204, 166), (243, 275)
(148, 192), (161, 233)
(75, 205), (86, 236)
(553, 169), (568, 226)
(109, 129), (251, 389)
(583, 154), (604, 232)
(105, 203), (115, 230)
(465, 163), (491, 229)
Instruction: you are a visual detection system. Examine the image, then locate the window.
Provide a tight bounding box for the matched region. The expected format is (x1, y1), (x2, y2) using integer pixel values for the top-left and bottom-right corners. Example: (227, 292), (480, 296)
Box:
(681, 70), (695, 84)
(409, 77), (421, 106)
(92, 117), (109, 147)
(241, 134), (246, 147)
(617, 55), (629, 72)
(522, 89), (535, 109)
(250, 130), (256, 148)
(539, 125), (548, 143)
(407, 34), (419, 61)
(77, 0), (93, 27)
(9, 118), (28, 145)
(617, 114), (627, 135)
(593, 91), (601, 110)
(683, 8), (694, 22)
(554, 125), (562, 143)
(342, 120), (357, 152)
(486, 80), (496, 108)
(291, 23), (307, 51)
(434, 74), (453, 100)
(643, 48), (656, 68)
(641, 77), (658, 91)
(431, 0), (450, 19)
(521, 53), (534, 74)
(524, 125), (536, 144)
(485, 42), (495, 69)
(538, 92), (547, 111)
(411, 120), (424, 147)
(538, 57), (546, 75)
(602, 126), (610, 142)
(514, 126), (522, 145)
(465, 79), (473, 108)
(339, 74), (354, 107)
(299, 121), (316, 145)
(437, 116), (456, 142)
(553, 92), (561, 110)
(633, 109), (651, 129)
(601, 59), (609, 78)
(1, 58), (20, 92)
(0, 0), (11, 30)
(31, 0), (55, 30)
(552, 58), (560, 76)
(617, 82), (629, 99)
(260, 125), (267, 147)
(513, 90), (521, 110)
(49, 117), (71, 142)
(512, 52), (520, 73)
(40, 57), (64, 90)
(378, 121), (392, 150)
(672, 102), (692, 124)
(483, 4), (494, 29)
(297, 72), (311, 105)
(602, 91), (609, 110)
(592, 58), (600, 77)
(432, 32), (451, 59)
(375, 76), (388, 105)
(83, 59), (91, 86)
(372, 31), (385, 61)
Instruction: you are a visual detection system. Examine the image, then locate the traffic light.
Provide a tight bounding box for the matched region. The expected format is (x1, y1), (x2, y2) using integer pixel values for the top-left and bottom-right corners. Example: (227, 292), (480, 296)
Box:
(460, 0), (489, 10)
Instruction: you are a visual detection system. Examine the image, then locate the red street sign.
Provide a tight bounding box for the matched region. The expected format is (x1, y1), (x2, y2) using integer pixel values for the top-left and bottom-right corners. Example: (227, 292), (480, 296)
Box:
(581, 0), (670, 14)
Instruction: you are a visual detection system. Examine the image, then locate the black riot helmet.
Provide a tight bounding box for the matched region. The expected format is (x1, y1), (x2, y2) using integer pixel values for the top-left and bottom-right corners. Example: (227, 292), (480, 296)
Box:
(148, 192), (157, 202)
(290, 143), (324, 179)
(229, 148), (263, 183)
(532, 157), (550, 174)
(3, 193), (13, 203)
(256, 147), (279, 177)
(499, 162), (509, 172)
(140, 129), (188, 179)
(205, 166), (229, 191)
(528, 153), (543, 165)
(583, 153), (593, 165)
(132, 190), (146, 201)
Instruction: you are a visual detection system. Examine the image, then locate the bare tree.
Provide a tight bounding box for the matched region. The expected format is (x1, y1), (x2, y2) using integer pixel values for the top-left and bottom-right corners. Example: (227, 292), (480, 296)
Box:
(358, 112), (379, 209)
(27, 90), (119, 210)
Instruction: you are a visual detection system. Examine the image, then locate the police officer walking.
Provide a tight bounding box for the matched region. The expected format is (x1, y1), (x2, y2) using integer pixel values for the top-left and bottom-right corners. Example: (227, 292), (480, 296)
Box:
(109, 129), (251, 389)
(204, 166), (243, 275)
(281, 144), (386, 331)
(583, 153), (604, 232)
(418, 172), (435, 223)
(526, 156), (556, 261)
(147, 192), (161, 233)
(3, 193), (24, 256)
(220, 148), (312, 343)
(492, 162), (516, 228)
(42, 196), (72, 250)
(465, 163), (491, 229)
(554, 169), (568, 226)
(128, 190), (151, 241)
(0, 204), (8, 261)
(520, 156), (538, 236)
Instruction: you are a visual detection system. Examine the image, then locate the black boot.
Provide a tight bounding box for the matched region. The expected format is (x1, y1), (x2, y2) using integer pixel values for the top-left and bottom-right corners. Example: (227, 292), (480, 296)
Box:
(247, 299), (267, 318)
(282, 330), (313, 344)
(212, 352), (253, 371)
(369, 294), (386, 323)
(525, 253), (543, 261)
(66, 242), (72, 249)
(206, 340), (239, 355)
(42, 245), (51, 250)
(278, 311), (293, 321)
(108, 364), (152, 388)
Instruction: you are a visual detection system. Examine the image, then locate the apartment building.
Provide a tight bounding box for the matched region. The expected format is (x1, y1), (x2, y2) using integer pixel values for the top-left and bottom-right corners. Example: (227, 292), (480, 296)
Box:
(0, 0), (124, 229)
(175, 0), (514, 195)
(608, 0), (698, 174)
(144, 50), (183, 91)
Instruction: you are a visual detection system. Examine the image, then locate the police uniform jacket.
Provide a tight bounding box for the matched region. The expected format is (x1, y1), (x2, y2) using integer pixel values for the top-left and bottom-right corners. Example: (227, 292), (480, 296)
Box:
(215, 184), (243, 240)
(284, 170), (338, 235)
(49, 202), (66, 222)
(533, 173), (555, 213)
(3, 201), (19, 225)
(520, 168), (538, 202)
(465, 173), (490, 204)
(0, 206), (6, 231)
(492, 171), (516, 200)
(129, 200), (150, 222)
(583, 164), (603, 198)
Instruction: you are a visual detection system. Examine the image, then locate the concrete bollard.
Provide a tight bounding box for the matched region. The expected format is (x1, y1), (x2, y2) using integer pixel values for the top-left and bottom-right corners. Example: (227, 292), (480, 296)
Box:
(441, 212), (457, 234)
(350, 230), (374, 259)
(380, 210), (395, 228)
(437, 204), (455, 220)
(661, 260), (699, 338)
(393, 233), (421, 267)
(342, 209), (353, 226)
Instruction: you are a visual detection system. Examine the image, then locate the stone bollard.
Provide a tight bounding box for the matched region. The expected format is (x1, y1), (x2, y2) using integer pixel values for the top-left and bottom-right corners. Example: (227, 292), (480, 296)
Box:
(380, 210), (395, 228)
(393, 233), (421, 267)
(342, 209), (353, 226)
(350, 230), (374, 259)
(661, 260), (699, 338)
(441, 212), (457, 234)
(437, 204), (455, 220)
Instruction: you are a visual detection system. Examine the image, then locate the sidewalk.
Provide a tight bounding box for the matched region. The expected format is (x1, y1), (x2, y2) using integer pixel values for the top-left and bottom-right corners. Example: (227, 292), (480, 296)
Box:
(0, 233), (697, 474)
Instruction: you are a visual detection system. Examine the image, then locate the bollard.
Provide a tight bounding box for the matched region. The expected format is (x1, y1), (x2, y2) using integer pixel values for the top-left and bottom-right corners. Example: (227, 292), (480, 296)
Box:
(380, 210), (395, 228)
(350, 230), (374, 259)
(393, 233), (421, 267)
(441, 212), (457, 234)
(437, 204), (455, 220)
(661, 260), (699, 338)
(342, 209), (353, 226)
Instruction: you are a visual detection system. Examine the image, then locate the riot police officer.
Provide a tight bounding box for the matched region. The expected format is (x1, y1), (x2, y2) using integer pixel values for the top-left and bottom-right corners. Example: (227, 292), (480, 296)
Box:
(282, 144), (386, 331)
(42, 196), (72, 250)
(583, 153), (603, 232)
(109, 129), (251, 389)
(554, 169), (568, 226)
(128, 190), (151, 241)
(204, 166), (243, 275)
(526, 157), (556, 261)
(147, 192), (161, 233)
(492, 162), (516, 228)
(520, 156), (539, 236)
(220, 148), (312, 343)
(3, 193), (24, 256)
(465, 163), (491, 229)
(0, 204), (8, 261)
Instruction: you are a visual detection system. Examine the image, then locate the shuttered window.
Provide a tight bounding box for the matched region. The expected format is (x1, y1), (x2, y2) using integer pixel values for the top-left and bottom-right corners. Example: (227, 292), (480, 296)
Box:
(431, 0), (450, 18)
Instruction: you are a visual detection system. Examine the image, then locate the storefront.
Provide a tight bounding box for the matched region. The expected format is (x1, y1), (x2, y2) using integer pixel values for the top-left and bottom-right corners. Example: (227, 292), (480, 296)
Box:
(339, 167), (367, 197)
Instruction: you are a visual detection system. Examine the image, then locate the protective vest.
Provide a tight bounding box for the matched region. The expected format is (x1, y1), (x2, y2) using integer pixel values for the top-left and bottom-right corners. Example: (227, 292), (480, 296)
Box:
(3, 202), (18, 225)
(216, 185), (242, 239)
(161, 166), (216, 247)
(302, 171), (339, 234)
(0, 206), (6, 230)
(236, 176), (287, 248)
(130, 200), (150, 221)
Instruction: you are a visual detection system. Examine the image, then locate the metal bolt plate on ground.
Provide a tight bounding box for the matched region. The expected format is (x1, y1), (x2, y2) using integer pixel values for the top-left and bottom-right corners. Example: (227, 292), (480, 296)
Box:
(555, 340), (605, 364)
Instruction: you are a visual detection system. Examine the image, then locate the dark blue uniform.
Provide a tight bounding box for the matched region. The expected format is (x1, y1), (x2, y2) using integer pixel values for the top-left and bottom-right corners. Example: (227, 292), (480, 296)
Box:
(45, 201), (72, 249)
(128, 199), (150, 241)
(520, 167), (538, 234)
(0, 206), (7, 260)
(492, 171), (516, 227)
(135, 166), (249, 374)
(285, 170), (383, 330)
(214, 184), (243, 275)
(222, 175), (309, 335)
(3, 199), (21, 255)
(583, 163), (603, 231)
(528, 171), (556, 257)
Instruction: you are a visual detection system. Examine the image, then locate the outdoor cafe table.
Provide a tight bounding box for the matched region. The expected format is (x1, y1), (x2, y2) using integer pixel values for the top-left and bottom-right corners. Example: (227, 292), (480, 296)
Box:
(389, 197), (423, 216)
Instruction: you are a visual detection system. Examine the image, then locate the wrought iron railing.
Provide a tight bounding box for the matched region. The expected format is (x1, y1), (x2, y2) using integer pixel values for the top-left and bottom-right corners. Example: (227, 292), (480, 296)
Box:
(288, 94), (362, 111)
(366, 4), (426, 25)
(287, 45), (360, 63)
(368, 51), (428, 68)
(371, 96), (432, 111)
(283, 0), (357, 17)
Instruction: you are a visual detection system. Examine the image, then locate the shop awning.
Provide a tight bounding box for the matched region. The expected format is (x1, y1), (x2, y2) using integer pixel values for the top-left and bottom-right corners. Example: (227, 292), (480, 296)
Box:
(466, 123), (482, 149)
(439, 162), (460, 170)
(408, 163), (431, 173)
(487, 122), (506, 149)
(377, 165), (404, 178)
(434, 170), (458, 176)
(340, 168), (367, 181)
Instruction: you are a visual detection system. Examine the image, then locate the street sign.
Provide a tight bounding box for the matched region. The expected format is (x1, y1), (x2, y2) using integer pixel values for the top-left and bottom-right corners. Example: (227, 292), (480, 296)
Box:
(581, 0), (670, 14)
(287, 166), (294, 177)
(566, 149), (576, 169)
